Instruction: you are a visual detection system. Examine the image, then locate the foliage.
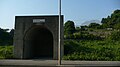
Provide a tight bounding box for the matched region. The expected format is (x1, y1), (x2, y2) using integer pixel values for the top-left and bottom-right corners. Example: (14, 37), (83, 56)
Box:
(88, 23), (101, 29)
(63, 9), (120, 61)
(0, 28), (14, 46)
(65, 31), (102, 40)
(108, 30), (120, 41)
(63, 40), (120, 61)
(101, 9), (120, 29)
(64, 20), (75, 35)
(80, 25), (88, 31)
(0, 46), (13, 59)
(64, 40), (79, 55)
(75, 27), (81, 32)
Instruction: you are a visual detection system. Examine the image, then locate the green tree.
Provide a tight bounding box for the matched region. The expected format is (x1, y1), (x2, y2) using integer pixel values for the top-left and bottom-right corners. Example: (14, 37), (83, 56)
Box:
(9, 29), (14, 38)
(0, 28), (13, 46)
(75, 27), (80, 32)
(89, 23), (101, 29)
(111, 10), (120, 29)
(64, 20), (75, 35)
(80, 25), (88, 31)
(101, 9), (120, 29)
(101, 16), (111, 28)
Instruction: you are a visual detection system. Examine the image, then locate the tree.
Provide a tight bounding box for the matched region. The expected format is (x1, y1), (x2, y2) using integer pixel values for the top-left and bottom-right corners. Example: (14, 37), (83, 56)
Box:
(80, 25), (88, 31)
(111, 10), (120, 29)
(9, 29), (14, 37)
(64, 20), (75, 35)
(0, 28), (13, 46)
(75, 27), (80, 32)
(9, 29), (14, 45)
(101, 9), (120, 29)
(88, 23), (101, 29)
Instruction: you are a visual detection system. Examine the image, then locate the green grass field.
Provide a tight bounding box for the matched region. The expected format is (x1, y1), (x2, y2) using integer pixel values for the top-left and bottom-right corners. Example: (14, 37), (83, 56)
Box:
(63, 40), (120, 61)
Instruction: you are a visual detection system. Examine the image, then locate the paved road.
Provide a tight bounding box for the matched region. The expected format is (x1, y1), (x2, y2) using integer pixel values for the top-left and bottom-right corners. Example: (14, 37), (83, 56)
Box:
(0, 60), (120, 67)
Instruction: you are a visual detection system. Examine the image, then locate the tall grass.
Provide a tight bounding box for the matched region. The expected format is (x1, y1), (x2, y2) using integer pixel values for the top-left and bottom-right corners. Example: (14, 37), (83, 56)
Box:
(0, 46), (13, 59)
(63, 40), (120, 61)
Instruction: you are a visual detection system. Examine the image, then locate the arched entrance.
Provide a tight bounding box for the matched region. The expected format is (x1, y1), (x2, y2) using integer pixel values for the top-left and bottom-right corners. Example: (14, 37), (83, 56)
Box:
(24, 26), (53, 59)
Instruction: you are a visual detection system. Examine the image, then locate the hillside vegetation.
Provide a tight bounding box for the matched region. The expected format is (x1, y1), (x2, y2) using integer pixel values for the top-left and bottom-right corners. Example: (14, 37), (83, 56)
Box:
(63, 9), (120, 61)
(0, 28), (14, 59)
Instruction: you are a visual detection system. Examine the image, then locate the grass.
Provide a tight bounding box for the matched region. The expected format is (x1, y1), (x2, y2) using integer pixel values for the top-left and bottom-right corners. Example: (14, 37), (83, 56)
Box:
(63, 40), (120, 61)
(0, 46), (13, 59)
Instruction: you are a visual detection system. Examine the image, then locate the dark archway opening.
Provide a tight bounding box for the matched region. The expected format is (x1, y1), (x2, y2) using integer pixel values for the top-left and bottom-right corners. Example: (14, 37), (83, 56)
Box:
(24, 27), (53, 59)
(32, 28), (53, 58)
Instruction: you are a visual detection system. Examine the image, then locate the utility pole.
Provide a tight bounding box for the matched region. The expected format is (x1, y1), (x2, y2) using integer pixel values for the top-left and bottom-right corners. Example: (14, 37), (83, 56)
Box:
(58, 0), (61, 65)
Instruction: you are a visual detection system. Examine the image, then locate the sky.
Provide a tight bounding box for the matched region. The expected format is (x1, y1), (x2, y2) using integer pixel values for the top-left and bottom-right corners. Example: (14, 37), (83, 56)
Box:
(0, 0), (120, 29)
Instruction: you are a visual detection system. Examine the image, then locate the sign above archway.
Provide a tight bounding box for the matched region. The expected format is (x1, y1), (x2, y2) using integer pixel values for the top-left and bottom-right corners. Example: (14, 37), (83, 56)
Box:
(33, 19), (45, 23)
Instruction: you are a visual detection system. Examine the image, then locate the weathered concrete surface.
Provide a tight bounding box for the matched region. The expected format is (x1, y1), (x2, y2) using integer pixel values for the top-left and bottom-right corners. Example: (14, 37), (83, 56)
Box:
(14, 15), (64, 59)
(0, 60), (120, 67)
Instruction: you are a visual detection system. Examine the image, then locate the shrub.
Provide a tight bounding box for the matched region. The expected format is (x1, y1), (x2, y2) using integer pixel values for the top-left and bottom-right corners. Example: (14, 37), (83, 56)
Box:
(63, 40), (120, 61)
(64, 40), (79, 55)
(0, 46), (13, 59)
(108, 30), (120, 41)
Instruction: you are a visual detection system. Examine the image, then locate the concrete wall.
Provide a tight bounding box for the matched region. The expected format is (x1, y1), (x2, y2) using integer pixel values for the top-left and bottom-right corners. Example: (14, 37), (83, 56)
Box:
(14, 15), (64, 59)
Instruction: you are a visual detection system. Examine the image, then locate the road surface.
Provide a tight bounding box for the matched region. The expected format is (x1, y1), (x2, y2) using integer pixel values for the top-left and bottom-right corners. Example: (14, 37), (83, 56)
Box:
(0, 59), (120, 67)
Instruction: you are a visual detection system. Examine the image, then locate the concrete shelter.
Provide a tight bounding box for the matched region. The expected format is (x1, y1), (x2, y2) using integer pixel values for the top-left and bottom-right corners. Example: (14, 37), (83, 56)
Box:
(14, 15), (64, 59)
